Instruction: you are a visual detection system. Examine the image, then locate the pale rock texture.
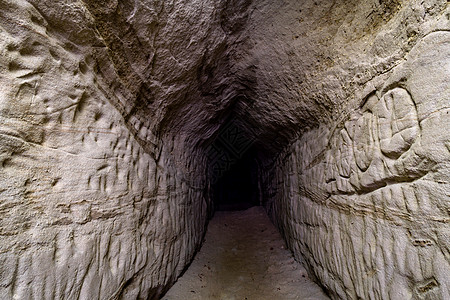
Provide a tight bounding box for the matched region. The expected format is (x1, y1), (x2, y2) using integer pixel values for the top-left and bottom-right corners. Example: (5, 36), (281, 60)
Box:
(254, 1), (450, 299)
(0, 0), (224, 298)
(0, 0), (449, 299)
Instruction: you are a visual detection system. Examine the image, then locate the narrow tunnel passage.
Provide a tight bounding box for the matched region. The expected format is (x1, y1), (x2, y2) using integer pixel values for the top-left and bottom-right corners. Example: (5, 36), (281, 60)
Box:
(0, 1), (448, 299)
(163, 127), (329, 299)
(212, 146), (260, 211)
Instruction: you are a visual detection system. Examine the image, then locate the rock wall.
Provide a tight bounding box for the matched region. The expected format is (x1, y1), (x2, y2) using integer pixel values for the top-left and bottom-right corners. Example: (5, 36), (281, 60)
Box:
(0, 0), (228, 298)
(258, 1), (450, 299)
(0, 0), (449, 299)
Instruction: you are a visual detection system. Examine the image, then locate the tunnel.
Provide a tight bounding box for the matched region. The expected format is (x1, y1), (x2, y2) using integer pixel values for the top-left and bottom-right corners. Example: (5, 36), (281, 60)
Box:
(0, 0), (449, 299)
(211, 145), (260, 211)
(206, 118), (262, 211)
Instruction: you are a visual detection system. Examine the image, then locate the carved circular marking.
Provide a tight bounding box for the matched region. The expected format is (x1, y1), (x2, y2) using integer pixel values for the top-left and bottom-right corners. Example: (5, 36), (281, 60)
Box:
(375, 88), (419, 159)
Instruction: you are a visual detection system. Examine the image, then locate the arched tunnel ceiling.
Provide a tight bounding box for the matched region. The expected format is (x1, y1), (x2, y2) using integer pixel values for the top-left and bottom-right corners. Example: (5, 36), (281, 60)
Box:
(25, 0), (445, 155)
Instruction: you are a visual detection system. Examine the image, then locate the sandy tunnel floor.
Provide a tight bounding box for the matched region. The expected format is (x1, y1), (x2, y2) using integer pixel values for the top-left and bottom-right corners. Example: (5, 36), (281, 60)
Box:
(162, 207), (329, 300)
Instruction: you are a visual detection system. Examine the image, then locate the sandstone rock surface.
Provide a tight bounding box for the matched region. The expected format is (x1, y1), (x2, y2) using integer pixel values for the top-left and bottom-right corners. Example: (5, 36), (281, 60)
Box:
(255, 1), (450, 299)
(0, 0), (448, 299)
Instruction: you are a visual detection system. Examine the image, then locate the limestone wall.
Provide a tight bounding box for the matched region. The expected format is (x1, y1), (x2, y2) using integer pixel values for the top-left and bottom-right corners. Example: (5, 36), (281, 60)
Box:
(0, 1), (213, 299)
(263, 23), (450, 300)
(251, 0), (450, 299)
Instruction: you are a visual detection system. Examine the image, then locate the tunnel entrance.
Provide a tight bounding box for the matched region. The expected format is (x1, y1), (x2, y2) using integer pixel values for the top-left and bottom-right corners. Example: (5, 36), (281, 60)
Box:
(212, 146), (260, 210)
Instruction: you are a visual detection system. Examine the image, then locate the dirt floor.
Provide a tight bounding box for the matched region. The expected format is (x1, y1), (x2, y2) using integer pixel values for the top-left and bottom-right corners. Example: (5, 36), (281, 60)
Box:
(162, 207), (329, 300)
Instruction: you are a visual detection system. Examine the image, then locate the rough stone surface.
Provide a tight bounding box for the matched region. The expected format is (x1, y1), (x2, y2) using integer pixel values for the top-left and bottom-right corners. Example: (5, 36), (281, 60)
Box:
(257, 2), (450, 299)
(0, 0), (449, 299)
(0, 0), (218, 298)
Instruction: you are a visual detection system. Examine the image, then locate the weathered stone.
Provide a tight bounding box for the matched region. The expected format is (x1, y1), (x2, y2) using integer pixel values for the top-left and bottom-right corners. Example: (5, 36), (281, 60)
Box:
(0, 0), (448, 299)
(262, 17), (449, 300)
